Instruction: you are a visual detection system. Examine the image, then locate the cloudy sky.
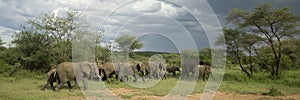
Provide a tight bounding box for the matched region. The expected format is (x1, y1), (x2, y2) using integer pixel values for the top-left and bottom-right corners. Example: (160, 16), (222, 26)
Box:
(0, 0), (299, 53)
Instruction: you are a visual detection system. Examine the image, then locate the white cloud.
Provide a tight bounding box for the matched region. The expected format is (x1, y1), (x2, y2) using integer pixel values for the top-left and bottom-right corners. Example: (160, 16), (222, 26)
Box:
(0, 26), (17, 47)
(155, 2), (185, 17)
(0, 0), (219, 52)
(133, 0), (161, 13)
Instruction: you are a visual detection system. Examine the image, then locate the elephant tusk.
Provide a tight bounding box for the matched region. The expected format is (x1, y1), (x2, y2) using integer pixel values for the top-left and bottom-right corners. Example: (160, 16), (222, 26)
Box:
(97, 75), (102, 79)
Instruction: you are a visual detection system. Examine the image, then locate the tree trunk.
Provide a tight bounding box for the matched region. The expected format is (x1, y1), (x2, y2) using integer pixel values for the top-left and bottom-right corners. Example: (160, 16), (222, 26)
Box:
(249, 52), (253, 78)
(235, 45), (251, 78)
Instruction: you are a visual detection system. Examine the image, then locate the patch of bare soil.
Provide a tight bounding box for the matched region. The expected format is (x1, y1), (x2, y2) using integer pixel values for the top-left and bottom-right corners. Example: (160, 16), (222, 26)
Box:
(58, 88), (300, 100)
(188, 91), (300, 100)
(57, 96), (86, 100)
(109, 88), (137, 95)
(127, 89), (300, 100)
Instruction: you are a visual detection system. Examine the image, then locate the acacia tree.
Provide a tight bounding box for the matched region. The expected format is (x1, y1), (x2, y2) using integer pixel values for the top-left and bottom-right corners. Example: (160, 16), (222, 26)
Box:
(114, 33), (143, 61)
(281, 39), (300, 69)
(216, 28), (260, 78)
(226, 4), (299, 78)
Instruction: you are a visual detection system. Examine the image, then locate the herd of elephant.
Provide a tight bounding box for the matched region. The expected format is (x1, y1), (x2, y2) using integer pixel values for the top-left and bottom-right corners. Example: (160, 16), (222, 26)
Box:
(41, 60), (213, 91)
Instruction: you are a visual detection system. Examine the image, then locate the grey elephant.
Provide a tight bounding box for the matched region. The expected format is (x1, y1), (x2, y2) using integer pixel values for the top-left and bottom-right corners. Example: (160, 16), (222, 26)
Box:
(193, 65), (212, 81)
(117, 61), (146, 82)
(98, 62), (118, 81)
(132, 61), (148, 77)
(160, 67), (169, 80)
(181, 60), (198, 80)
(147, 61), (162, 79)
(55, 61), (101, 91)
(41, 69), (73, 91)
(41, 68), (62, 90)
(166, 66), (180, 76)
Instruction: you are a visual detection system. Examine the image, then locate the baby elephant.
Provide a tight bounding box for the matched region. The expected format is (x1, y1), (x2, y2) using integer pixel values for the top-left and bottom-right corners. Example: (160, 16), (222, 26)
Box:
(41, 68), (71, 91)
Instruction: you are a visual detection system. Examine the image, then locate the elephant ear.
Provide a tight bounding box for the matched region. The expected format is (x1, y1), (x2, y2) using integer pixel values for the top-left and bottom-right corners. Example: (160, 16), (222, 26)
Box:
(136, 63), (141, 72)
(159, 63), (163, 71)
(80, 62), (91, 76)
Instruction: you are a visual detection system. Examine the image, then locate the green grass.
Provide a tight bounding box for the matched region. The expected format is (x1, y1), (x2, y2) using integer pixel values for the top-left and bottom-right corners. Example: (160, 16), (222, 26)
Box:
(219, 69), (300, 95)
(0, 77), (84, 100)
(0, 68), (299, 99)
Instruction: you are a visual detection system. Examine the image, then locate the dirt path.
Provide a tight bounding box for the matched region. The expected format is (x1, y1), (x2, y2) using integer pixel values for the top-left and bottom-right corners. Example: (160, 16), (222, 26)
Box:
(113, 88), (300, 100)
(60, 88), (300, 100)
(131, 92), (300, 100)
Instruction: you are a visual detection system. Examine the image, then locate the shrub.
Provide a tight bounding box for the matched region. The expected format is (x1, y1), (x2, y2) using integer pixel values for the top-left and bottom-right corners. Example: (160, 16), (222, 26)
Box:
(263, 86), (284, 96)
(0, 61), (45, 80)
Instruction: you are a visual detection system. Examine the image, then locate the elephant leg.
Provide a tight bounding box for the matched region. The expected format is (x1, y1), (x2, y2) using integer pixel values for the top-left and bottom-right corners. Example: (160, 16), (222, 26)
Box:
(173, 71), (176, 76)
(121, 76), (126, 82)
(120, 76), (126, 82)
(202, 74), (205, 81)
(149, 71), (153, 79)
(67, 81), (72, 89)
(55, 82), (65, 91)
(141, 74), (146, 82)
(125, 76), (128, 81)
(41, 82), (49, 90)
(115, 74), (119, 80)
(50, 82), (55, 90)
(132, 74), (137, 82)
(72, 81), (79, 90)
(82, 78), (88, 91)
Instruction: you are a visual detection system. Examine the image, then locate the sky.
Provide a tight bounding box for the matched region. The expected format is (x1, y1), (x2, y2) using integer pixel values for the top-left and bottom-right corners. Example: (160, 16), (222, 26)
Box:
(0, 0), (299, 53)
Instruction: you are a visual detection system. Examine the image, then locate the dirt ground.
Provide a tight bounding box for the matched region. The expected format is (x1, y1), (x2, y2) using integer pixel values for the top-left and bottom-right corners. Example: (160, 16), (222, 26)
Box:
(112, 88), (300, 100)
(61, 88), (300, 100)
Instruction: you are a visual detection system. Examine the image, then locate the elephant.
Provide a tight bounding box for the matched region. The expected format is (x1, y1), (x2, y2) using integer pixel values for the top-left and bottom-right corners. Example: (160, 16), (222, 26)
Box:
(181, 59), (198, 80)
(98, 62), (118, 81)
(133, 61), (148, 77)
(166, 66), (180, 76)
(55, 61), (101, 91)
(147, 61), (162, 79)
(41, 68), (73, 91)
(41, 68), (64, 91)
(141, 61), (151, 76)
(117, 61), (146, 82)
(193, 65), (212, 81)
(160, 67), (169, 80)
(145, 61), (168, 79)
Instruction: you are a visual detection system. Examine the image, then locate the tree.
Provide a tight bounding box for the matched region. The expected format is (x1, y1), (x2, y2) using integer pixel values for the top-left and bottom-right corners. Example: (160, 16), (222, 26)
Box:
(281, 39), (300, 69)
(28, 11), (78, 41)
(12, 10), (82, 71)
(216, 28), (257, 78)
(0, 38), (6, 51)
(199, 48), (212, 65)
(225, 3), (299, 78)
(95, 46), (111, 63)
(114, 33), (143, 61)
(12, 28), (55, 70)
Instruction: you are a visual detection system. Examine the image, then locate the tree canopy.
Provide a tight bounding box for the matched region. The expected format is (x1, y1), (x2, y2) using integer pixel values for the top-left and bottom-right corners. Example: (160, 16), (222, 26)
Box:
(218, 3), (300, 78)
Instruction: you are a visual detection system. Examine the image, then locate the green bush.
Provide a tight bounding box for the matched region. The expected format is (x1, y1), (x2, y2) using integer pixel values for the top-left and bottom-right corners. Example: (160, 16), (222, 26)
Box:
(0, 61), (45, 80)
(12, 69), (45, 80)
(0, 61), (16, 77)
(263, 86), (284, 96)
